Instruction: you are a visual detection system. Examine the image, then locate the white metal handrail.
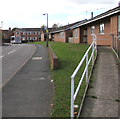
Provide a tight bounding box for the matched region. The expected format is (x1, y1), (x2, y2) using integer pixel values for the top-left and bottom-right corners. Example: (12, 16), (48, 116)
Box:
(71, 34), (97, 118)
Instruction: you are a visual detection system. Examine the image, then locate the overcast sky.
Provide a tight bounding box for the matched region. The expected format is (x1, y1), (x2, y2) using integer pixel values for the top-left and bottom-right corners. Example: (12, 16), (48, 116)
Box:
(0, 0), (119, 29)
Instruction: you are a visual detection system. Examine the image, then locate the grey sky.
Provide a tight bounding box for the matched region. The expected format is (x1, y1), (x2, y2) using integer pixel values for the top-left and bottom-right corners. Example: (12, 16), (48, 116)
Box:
(0, 0), (119, 29)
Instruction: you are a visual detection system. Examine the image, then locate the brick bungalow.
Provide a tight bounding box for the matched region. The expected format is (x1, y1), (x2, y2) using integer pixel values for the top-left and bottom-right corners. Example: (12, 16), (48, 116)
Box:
(50, 6), (119, 48)
(70, 6), (120, 47)
(40, 27), (71, 42)
(50, 20), (86, 43)
(50, 28), (70, 43)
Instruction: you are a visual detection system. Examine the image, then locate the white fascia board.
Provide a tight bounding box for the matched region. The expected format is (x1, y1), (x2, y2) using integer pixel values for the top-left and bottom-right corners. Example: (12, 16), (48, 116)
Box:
(71, 10), (120, 29)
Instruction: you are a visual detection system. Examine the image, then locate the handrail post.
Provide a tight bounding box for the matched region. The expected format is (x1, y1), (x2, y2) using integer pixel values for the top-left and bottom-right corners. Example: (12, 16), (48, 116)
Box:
(86, 54), (88, 83)
(71, 77), (74, 118)
(92, 42), (94, 66)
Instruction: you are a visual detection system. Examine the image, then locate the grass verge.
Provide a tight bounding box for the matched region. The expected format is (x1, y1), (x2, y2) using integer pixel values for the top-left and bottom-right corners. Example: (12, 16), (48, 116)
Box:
(27, 41), (89, 117)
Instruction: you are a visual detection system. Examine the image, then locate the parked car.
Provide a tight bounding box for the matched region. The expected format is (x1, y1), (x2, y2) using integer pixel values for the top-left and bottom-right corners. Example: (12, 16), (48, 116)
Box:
(11, 36), (21, 44)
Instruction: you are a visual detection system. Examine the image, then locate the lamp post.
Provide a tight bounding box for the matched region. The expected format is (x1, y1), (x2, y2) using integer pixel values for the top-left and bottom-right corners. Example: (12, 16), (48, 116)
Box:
(43, 13), (48, 47)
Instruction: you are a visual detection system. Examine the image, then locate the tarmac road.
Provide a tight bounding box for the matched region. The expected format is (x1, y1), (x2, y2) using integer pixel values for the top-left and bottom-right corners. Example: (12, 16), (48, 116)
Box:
(1, 43), (36, 87)
(2, 44), (54, 117)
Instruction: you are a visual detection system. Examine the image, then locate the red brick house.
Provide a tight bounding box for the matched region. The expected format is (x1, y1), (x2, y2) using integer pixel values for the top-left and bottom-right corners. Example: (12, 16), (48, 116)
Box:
(51, 29), (69, 43)
(50, 6), (119, 48)
(50, 20), (86, 43)
(70, 6), (120, 47)
(14, 28), (41, 42)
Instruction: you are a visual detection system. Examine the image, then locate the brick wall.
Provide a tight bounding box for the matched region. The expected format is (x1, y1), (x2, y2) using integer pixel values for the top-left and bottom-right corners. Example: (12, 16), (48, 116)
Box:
(87, 15), (119, 46)
(87, 18), (112, 45)
(111, 15), (119, 55)
(41, 33), (45, 41)
(111, 15), (118, 36)
(54, 31), (67, 43)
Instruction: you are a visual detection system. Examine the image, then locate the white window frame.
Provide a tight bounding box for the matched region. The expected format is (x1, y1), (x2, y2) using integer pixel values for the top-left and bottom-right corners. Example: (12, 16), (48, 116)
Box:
(61, 32), (64, 38)
(74, 29), (78, 38)
(100, 23), (105, 34)
(23, 32), (26, 35)
(118, 15), (120, 32)
(33, 32), (37, 35)
(58, 33), (60, 38)
(27, 37), (31, 40)
(91, 26), (95, 34)
(33, 37), (37, 40)
(27, 32), (31, 35)
(16, 32), (20, 35)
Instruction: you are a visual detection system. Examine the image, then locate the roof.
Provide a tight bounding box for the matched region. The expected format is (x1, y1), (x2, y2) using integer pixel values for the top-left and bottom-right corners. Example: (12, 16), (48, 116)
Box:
(14, 28), (56, 33)
(70, 6), (120, 29)
(50, 19), (87, 34)
(18, 28), (41, 31)
(50, 6), (120, 33)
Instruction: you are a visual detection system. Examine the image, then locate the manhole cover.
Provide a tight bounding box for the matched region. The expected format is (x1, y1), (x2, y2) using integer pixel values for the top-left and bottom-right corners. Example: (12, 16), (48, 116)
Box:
(32, 57), (43, 60)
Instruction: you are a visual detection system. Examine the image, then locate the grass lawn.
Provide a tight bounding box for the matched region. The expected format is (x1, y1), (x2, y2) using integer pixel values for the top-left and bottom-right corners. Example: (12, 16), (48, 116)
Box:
(28, 41), (89, 117)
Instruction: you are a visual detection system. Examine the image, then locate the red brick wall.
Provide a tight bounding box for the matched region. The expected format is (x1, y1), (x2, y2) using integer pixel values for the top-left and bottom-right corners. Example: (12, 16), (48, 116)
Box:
(54, 32), (67, 43)
(87, 18), (112, 45)
(41, 33), (45, 41)
(111, 15), (118, 36)
(111, 15), (119, 52)
(87, 15), (119, 46)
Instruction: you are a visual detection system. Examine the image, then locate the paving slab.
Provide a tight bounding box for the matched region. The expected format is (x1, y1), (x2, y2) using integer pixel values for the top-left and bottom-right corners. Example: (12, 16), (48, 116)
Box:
(80, 46), (119, 117)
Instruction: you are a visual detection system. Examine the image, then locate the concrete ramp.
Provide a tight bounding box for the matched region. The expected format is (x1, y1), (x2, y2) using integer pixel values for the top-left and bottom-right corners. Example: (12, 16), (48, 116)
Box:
(80, 46), (119, 117)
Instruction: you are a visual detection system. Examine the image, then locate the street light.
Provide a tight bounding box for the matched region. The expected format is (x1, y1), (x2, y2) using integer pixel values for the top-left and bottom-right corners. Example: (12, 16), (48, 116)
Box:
(43, 13), (48, 47)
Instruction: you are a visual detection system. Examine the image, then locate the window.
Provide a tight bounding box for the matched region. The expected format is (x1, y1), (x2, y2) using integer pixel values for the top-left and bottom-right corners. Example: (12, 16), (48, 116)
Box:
(34, 32), (37, 35)
(33, 37), (37, 40)
(100, 23), (104, 34)
(58, 33), (60, 38)
(74, 29), (78, 38)
(27, 37), (31, 40)
(23, 32), (26, 35)
(27, 32), (31, 35)
(16, 32), (20, 34)
(38, 32), (41, 35)
(61, 32), (64, 38)
(91, 26), (95, 34)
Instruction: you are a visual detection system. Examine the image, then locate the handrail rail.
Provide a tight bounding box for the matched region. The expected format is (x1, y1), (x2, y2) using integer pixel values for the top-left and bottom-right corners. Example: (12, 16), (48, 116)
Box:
(71, 41), (94, 79)
(70, 34), (97, 118)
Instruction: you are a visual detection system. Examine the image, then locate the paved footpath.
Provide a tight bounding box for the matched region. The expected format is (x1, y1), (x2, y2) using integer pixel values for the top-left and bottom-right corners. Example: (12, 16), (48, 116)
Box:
(80, 46), (119, 117)
(2, 44), (54, 117)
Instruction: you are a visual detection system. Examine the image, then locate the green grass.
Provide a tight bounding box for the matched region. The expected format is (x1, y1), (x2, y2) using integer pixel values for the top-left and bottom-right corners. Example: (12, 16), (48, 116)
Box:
(27, 41), (90, 117)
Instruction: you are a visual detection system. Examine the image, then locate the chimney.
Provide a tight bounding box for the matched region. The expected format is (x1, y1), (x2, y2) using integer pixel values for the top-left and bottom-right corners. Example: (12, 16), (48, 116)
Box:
(9, 27), (11, 31)
(91, 12), (93, 19)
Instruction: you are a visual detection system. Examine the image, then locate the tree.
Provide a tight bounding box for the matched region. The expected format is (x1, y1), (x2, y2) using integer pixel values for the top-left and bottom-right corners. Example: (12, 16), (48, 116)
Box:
(41, 25), (47, 33)
(12, 27), (18, 31)
(52, 24), (58, 29)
